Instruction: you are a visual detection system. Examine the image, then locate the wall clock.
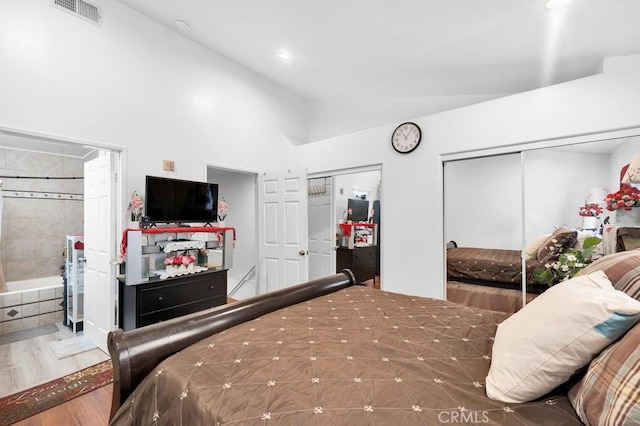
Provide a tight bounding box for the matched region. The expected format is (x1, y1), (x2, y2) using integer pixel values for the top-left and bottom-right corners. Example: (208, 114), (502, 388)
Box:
(391, 122), (421, 154)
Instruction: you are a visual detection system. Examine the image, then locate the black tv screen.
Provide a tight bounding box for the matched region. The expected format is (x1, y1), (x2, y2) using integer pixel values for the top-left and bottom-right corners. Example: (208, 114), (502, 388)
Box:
(145, 176), (218, 224)
(348, 198), (370, 222)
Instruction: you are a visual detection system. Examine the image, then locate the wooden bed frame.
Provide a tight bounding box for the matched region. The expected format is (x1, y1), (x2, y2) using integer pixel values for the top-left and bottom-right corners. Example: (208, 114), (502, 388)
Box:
(107, 269), (357, 420)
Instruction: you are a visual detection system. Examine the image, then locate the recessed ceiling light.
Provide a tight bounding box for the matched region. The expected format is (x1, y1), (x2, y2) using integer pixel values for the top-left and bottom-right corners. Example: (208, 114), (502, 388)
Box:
(545, 0), (573, 10)
(175, 20), (189, 31)
(277, 51), (292, 61)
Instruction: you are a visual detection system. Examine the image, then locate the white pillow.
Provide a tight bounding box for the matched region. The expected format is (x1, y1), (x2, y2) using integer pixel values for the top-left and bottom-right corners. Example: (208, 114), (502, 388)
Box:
(485, 271), (640, 403)
(525, 233), (552, 260)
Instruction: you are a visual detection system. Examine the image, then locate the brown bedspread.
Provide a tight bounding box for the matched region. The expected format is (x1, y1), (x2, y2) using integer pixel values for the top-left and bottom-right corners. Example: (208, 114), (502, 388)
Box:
(111, 287), (580, 425)
(447, 281), (539, 314)
(447, 247), (546, 292)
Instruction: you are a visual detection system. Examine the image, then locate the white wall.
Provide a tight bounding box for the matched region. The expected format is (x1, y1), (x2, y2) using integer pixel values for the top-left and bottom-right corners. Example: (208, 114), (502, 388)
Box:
(523, 150), (610, 242)
(286, 55), (640, 299)
(445, 154), (521, 250)
(308, 94), (506, 142)
(0, 0), (308, 193)
(0, 0), (308, 300)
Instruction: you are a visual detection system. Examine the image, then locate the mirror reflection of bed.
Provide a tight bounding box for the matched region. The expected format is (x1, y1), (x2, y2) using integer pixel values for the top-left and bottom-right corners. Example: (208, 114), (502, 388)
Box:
(444, 153), (534, 313)
(444, 135), (640, 313)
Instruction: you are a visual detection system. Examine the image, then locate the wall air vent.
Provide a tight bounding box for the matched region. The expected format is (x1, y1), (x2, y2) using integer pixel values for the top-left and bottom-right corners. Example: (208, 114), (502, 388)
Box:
(51, 0), (102, 26)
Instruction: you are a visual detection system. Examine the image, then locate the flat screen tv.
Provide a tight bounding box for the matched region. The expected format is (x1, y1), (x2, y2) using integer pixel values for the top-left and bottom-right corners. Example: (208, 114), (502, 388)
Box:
(347, 198), (370, 222)
(145, 176), (218, 224)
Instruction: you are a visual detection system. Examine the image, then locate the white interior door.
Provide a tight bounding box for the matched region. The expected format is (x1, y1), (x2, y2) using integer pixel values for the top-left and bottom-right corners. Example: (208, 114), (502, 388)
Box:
(258, 169), (308, 294)
(83, 152), (116, 353)
(308, 178), (334, 280)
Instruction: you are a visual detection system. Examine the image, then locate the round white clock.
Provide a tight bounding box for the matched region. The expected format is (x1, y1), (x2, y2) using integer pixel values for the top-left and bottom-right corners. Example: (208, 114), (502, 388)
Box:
(391, 122), (421, 154)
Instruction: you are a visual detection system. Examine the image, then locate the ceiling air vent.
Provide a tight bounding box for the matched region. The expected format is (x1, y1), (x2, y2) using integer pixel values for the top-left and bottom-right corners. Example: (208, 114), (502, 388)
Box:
(51, 0), (102, 26)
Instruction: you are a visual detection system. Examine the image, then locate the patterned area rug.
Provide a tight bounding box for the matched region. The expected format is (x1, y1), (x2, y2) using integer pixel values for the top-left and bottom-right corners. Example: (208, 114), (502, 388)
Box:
(0, 360), (113, 425)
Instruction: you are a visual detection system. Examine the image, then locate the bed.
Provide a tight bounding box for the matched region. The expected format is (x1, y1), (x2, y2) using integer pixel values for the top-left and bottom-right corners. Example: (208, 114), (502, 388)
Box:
(446, 247), (547, 313)
(108, 269), (584, 425)
(446, 229), (581, 313)
(446, 247), (543, 290)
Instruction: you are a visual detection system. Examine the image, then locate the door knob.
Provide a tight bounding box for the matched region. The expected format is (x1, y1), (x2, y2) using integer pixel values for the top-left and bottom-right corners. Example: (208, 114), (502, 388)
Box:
(299, 250), (308, 256)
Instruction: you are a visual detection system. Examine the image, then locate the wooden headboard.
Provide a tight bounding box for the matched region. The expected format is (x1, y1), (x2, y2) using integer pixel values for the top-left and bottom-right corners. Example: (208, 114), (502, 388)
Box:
(107, 269), (357, 420)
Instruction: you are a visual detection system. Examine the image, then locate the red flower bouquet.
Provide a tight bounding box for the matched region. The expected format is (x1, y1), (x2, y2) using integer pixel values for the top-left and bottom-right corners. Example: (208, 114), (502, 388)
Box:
(605, 185), (640, 211)
(578, 203), (603, 217)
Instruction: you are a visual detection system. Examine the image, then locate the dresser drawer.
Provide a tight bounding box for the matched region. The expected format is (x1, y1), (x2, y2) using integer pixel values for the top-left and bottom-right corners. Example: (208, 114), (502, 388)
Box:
(353, 247), (374, 268)
(139, 274), (226, 314)
(336, 246), (376, 283)
(139, 295), (226, 327)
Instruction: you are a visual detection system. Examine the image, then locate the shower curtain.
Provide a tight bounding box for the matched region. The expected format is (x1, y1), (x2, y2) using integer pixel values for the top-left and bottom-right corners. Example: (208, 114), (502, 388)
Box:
(0, 179), (7, 292)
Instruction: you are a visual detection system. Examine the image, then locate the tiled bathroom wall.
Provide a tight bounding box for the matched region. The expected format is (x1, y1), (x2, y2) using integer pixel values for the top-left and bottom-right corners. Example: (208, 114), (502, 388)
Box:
(0, 147), (84, 283)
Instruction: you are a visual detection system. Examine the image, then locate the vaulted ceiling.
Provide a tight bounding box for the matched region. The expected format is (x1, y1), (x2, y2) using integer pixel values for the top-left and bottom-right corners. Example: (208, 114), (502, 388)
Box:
(4, 1), (640, 154)
(118, 0), (640, 100)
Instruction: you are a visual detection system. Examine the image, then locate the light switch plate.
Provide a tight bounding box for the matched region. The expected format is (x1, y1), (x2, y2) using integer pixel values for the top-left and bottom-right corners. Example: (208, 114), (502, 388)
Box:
(163, 160), (175, 171)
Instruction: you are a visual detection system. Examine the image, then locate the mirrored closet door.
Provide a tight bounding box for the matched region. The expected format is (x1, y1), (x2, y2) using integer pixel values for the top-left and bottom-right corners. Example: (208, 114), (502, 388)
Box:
(522, 135), (640, 293)
(444, 133), (640, 314)
(444, 153), (526, 313)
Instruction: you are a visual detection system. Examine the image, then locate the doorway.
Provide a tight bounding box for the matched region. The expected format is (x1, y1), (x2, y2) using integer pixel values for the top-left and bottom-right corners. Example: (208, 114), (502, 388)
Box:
(206, 165), (258, 300)
(308, 167), (382, 284)
(0, 128), (121, 397)
(205, 164), (383, 296)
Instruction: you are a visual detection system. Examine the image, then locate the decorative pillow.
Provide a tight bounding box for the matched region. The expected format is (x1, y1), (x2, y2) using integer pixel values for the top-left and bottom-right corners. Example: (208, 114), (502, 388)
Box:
(575, 248), (640, 301)
(485, 271), (640, 403)
(525, 233), (551, 260)
(568, 321), (640, 425)
(621, 155), (640, 183)
(535, 227), (578, 262)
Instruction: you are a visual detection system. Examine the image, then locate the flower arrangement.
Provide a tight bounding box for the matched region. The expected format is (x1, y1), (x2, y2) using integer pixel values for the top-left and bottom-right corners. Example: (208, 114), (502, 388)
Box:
(127, 191), (144, 221)
(164, 254), (196, 273)
(604, 184), (640, 211)
(534, 236), (602, 287)
(218, 198), (228, 222)
(578, 203), (603, 217)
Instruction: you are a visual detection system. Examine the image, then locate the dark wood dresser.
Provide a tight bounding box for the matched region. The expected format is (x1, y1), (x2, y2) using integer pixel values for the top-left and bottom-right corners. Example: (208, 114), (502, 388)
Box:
(119, 269), (227, 331)
(336, 246), (376, 284)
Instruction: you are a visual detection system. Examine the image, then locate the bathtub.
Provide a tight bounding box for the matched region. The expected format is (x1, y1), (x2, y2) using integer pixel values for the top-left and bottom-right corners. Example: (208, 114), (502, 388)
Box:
(0, 276), (65, 336)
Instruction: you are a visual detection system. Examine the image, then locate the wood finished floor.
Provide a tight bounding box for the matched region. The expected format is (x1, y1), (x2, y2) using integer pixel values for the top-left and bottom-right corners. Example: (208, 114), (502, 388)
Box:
(0, 322), (109, 399)
(362, 276), (381, 289)
(12, 384), (113, 426)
